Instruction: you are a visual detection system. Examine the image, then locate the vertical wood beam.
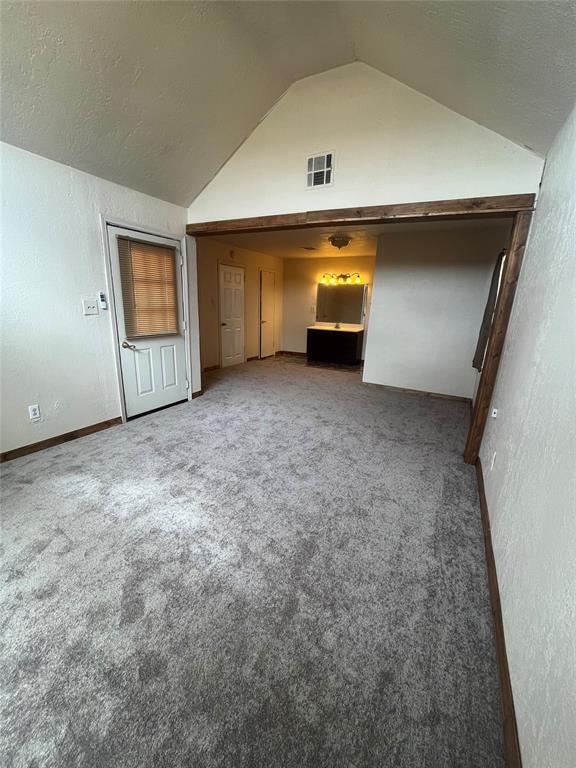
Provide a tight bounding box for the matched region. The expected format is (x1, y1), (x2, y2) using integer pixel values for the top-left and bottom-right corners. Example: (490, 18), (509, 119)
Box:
(464, 211), (533, 463)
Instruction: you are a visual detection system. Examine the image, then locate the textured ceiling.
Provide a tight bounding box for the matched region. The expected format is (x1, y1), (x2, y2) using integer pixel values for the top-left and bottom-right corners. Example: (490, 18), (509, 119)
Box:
(212, 218), (512, 259)
(1, 1), (575, 206)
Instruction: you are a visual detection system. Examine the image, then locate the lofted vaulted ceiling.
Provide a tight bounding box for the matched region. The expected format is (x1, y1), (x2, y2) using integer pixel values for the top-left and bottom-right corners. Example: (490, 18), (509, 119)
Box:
(1, 1), (575, 206)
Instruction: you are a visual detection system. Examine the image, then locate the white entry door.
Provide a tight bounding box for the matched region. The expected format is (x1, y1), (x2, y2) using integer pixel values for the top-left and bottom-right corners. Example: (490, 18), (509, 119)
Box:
(108, 226), (188, 418)
(260, 269), (275, 358)
(219, 263), (245, 367)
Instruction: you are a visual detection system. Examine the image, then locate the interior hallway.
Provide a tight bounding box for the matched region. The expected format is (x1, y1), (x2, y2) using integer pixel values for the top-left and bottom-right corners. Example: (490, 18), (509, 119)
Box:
(1, 358), (502, 767)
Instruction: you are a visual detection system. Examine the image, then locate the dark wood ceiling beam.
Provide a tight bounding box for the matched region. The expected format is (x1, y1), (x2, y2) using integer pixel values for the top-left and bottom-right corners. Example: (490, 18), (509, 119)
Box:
(186, 194), (535, 237)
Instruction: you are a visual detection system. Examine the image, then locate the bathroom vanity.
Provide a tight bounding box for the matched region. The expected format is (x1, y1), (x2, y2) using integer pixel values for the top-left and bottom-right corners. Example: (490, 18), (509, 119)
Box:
(306, 281), (367, 365)
(306, 325), (364, 365)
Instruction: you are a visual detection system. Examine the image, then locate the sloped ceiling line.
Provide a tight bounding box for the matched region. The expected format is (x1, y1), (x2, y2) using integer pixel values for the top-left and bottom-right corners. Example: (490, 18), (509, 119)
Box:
(1, 1), (574, 206)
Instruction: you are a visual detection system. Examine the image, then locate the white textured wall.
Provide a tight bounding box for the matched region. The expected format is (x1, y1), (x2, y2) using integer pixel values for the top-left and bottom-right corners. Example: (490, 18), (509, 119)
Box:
(0, 143), (188, 453)
(196, 239), (283, 369)
(188, 63), (543, 222)
(363, 224), (511, 398)
(282, 256), (375, 353)
(479, 106), (576, 768)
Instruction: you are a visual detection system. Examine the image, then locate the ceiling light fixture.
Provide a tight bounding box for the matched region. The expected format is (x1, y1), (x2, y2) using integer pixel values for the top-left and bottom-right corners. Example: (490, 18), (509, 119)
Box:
(328, 234), (352, 250)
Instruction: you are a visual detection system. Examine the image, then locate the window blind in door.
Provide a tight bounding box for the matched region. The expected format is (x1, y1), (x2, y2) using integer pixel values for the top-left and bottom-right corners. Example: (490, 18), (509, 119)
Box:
(117, 237), (179, 338)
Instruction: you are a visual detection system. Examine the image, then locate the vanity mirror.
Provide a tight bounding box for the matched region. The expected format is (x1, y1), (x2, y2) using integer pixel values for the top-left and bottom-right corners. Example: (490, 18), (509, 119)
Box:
(316, 283), (366, 325)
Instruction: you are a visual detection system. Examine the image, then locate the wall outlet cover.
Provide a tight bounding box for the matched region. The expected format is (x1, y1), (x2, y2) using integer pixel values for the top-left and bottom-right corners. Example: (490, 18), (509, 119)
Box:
(28, 404), (41, 420)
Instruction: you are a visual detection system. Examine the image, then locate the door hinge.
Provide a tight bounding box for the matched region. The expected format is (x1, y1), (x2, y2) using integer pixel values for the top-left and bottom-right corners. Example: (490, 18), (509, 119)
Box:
(182, 320), (187, 331)
(185, 378), (190, 390)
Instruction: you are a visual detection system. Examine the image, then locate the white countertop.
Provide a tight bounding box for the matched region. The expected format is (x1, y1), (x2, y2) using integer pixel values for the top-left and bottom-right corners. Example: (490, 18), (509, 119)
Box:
(307, 324), (364, 333)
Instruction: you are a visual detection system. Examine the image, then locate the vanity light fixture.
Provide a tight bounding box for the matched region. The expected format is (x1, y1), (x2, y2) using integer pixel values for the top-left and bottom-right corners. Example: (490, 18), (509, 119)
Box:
(319, 272), (362, 285)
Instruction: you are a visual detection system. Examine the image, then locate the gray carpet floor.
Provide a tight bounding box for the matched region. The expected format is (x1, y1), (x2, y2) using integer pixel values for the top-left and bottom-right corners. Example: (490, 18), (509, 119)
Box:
(1, 358), (503, 767)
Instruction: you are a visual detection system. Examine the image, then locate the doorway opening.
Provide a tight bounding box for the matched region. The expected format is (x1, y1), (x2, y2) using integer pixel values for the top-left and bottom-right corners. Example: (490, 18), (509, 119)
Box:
(199, 218), (513, 389)
(187, 194), (535, 464)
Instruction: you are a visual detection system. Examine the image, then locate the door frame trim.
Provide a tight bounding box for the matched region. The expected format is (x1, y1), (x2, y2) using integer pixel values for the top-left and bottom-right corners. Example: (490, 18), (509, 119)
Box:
(217, 261), (247, 368)
(258, 267), (276, 359)
(464, 211), (533, 462)
(99, 215), (192, 423)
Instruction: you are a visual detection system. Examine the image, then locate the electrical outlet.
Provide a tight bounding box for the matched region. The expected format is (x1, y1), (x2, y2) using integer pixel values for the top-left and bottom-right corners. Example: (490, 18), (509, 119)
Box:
(28, 404), (41, 421)
(82, 299), (99, 316)
(491, 408), (498, 418)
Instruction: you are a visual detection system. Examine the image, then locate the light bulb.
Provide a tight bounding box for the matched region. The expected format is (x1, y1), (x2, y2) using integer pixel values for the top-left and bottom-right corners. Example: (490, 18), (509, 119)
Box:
(329, 277), (336, 285)
(320, 277), (327, 284)
(338, 277), (344, 284)
(345, 276), (352, 284)
(355, 276), (361, 284)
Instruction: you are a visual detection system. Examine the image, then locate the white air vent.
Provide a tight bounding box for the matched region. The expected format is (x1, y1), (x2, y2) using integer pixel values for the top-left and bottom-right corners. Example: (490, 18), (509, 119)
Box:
(306, 152), (333, 188)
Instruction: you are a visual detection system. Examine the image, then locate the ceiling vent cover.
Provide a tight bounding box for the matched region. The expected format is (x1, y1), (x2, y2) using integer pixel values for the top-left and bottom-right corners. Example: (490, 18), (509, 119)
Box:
(307, 152), (333, 188)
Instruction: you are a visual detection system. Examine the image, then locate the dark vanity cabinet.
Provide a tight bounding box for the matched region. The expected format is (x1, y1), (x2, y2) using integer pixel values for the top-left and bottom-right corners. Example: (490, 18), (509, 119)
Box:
(308, 282), (367, 365)
(306, 327), (364, 365)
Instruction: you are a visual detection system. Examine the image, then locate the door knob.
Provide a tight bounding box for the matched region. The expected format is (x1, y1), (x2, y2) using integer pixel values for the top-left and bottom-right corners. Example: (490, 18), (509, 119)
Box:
(261, 320), (267, 324)
(220, 322), (227, 326)
(122, 341), (137, 350)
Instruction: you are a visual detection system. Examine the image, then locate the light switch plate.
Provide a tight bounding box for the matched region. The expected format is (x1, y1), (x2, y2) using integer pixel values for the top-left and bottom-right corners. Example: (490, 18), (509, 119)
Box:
(82, 299), (99, 315)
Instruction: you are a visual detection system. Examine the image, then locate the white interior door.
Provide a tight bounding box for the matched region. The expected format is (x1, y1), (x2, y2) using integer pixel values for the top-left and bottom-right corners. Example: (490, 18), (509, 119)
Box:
(219, 263), (245, 367)
(260, 269), (275, 358)
(108, 226), (188, 418)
